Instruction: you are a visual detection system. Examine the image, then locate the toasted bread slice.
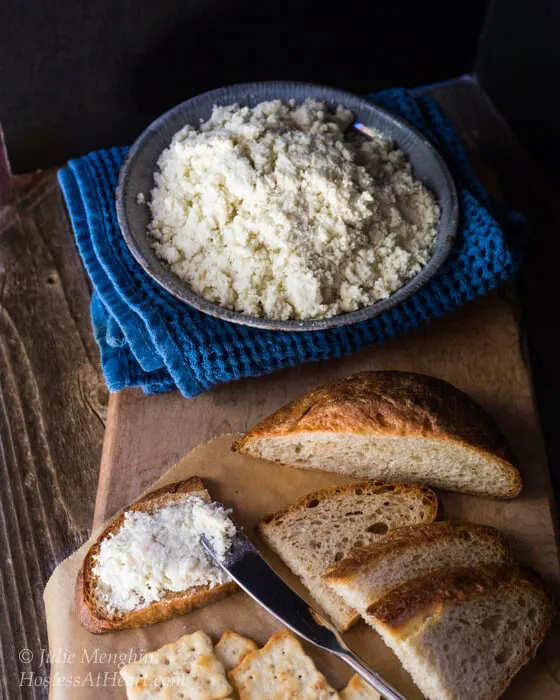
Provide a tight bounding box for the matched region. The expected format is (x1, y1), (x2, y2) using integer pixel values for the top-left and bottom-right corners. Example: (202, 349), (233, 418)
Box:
(323, 521), (511, 614)
(76, 477), (237, 634)
(367, 564), (554, 700)
(256, 480), (438, 631)
(234, 371), (521, 498)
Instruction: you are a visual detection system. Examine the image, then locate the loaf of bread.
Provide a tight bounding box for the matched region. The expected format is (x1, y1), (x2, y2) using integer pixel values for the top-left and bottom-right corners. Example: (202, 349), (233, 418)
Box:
(256, 480), (438, 631)
(234, 371), (521, 498)
(75, 477), (237, 633)
(323, 521), (511, 614)
(366, 563), (553, 700)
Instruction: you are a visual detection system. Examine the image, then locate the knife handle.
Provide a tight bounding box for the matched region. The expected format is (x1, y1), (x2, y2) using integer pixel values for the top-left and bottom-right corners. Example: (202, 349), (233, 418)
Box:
(336, 648), (407, 700)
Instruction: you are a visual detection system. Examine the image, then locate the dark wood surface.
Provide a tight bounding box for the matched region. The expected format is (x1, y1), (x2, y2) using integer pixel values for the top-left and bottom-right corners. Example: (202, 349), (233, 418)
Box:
(0, 76), (559, 700)
(0, 128), (108, 700)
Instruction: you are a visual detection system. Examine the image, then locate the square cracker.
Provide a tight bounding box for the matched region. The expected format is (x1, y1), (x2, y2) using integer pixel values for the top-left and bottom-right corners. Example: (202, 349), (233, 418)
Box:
(340, 674), (381, 699)
(228, 629), (338, 699)
(120, 630), (232, 699)
(215, 630), (258, 671)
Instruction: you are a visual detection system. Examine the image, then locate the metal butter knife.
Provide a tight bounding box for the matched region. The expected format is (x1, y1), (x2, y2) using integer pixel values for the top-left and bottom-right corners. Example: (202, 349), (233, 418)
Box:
(202, 529), (407, 700)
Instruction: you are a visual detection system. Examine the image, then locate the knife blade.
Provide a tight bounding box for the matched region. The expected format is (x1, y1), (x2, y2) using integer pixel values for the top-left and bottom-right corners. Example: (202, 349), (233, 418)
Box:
(201, 528), (407, 700)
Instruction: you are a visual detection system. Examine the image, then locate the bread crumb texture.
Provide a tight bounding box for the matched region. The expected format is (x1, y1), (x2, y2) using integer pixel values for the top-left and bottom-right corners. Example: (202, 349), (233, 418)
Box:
(257, 481), (437, 630)
(148, 99), (439, 320)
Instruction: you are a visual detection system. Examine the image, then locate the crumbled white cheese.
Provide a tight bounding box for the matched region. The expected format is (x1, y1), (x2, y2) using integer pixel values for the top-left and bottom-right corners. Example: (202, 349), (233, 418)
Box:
(93, 499), (236, 614)
(147, 99), (440, 320)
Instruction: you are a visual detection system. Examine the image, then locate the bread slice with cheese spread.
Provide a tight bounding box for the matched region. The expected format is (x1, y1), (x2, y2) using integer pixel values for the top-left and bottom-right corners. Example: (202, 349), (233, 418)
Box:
(256, 480), (438, 631)
(366, 563), (554, 700)
(75, 477), (237, 634)
(233, 371), (522, 499)
(323, 521), (511, 614)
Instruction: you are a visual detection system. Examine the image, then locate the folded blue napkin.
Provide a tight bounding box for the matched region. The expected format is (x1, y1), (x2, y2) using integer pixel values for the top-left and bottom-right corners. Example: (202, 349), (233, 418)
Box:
(58, 88), (526, 398)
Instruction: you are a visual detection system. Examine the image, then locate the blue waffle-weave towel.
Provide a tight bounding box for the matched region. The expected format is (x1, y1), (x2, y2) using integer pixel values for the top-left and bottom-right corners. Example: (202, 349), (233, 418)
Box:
(58, 88), (526, 398)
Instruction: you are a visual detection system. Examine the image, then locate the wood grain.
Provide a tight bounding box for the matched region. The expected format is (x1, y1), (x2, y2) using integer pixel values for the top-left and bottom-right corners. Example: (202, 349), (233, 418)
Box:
(0, 126), (107, 700)
(92, 77), (560, 693)
(93, 289), (560, 565)
(91, 286), (560, 691)
(1, 75), (560, 699)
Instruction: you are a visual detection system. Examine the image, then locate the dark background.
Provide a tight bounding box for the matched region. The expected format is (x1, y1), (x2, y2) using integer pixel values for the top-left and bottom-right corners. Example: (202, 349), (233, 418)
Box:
(477, 0), (560, 183)
(0, 0), (490, 173)
(4, 0), (559, 182)
(4, 0), (560, 184)
(4, 0), (560, 180)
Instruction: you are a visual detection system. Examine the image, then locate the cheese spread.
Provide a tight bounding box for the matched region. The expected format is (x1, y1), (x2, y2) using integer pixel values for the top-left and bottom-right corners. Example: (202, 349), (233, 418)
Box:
(93, 499), (235, 614)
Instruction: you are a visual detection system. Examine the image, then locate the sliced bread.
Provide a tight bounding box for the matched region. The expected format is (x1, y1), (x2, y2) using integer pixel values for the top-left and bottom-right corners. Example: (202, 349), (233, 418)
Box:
(234, 371), (521, 498)
(256, 480), (438, 631)
(367, 563), (554, 700)
(323, 521), (511, 614)
(76, 477), (237, 633)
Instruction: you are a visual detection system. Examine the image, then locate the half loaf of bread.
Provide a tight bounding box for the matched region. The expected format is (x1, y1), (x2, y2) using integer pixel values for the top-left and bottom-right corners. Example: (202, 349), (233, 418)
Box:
(234, 371), (521, 498)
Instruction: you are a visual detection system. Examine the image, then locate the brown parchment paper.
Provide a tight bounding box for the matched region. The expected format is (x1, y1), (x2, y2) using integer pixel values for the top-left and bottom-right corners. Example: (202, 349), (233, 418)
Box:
(44, 435), (559, 699)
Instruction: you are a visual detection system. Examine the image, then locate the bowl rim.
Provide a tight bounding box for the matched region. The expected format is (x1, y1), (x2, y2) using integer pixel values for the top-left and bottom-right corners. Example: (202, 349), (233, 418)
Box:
(117, 80), (459, 332)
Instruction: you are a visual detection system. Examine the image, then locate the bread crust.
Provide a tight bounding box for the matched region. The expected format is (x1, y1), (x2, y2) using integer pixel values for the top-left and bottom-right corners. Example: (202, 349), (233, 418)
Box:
(75, 477), (237, 634)
(367, 563), (553, 635)
(256, 480), (438, 633)
(322, 521), (511, 583)
(233, 371), (522, 498)
(256, 480), (439, 538)
(369, 563), (554, 700)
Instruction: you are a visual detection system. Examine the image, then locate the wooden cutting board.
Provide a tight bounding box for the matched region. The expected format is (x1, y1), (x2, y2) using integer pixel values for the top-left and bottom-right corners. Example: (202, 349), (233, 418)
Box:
(92, 287), (560, 694)
(93, 288), (560, 570)
(47, 434), (558, 700)
(91, 78), (560, 693)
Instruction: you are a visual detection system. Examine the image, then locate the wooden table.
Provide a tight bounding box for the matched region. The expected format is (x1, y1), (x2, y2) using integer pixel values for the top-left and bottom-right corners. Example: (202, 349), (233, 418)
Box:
(1, 76), (560, 700)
